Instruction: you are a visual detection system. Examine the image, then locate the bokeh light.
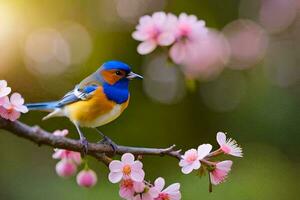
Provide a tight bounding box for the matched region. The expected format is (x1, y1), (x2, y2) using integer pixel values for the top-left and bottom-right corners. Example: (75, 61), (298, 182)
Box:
(143, 55), (186, 104)
(0, 4), (20, 73)
(24, 28), (71, 76)
(223, 19), (269, 70)
(264, 39), (300, 87)
(199, 71), (246, 112)
(60, 22), (92, 65)
(115, 0), (166, 24)
(259, 0), (297, 33)
(239, 0), (298, 34)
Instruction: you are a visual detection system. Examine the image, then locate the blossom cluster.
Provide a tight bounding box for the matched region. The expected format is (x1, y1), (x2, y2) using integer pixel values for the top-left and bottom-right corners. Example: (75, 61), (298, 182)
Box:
(52, 129), (97, 188)
(133, 11), (269, 82)
(133, 12), (207, 65)
(108, 153), (181, 200)
(133, 12), (227, 79)
(0, 80), (28, 121)
(179, 132), (242, 187)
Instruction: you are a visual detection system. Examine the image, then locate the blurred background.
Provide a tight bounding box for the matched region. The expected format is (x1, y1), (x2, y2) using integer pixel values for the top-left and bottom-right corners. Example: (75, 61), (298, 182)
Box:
(0, 0), (299, 199)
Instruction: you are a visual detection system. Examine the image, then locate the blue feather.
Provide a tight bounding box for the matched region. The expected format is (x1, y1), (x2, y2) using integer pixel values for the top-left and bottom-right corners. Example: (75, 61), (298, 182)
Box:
(26, 101), (58, 110)
(102, 61), (131, 73)
(103, 79), (129, 104)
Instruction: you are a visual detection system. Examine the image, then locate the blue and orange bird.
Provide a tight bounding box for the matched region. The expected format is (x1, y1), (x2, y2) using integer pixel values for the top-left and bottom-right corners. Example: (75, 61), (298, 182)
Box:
(26, 61), (143, 154)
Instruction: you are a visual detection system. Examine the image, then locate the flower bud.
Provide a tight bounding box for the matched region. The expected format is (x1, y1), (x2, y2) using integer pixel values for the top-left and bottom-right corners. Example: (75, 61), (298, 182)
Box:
(76, 169), (98, 188)
(55, 159), (77, 177)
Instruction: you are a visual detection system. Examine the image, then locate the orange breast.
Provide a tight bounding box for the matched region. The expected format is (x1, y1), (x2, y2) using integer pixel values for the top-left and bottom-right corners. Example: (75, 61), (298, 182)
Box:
(66, 86), (129, 127)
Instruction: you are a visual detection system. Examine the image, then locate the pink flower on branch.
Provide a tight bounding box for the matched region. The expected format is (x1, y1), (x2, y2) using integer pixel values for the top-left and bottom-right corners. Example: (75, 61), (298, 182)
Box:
(169, 13), (208, 64)
(132, 12), (176, 55)
(119, 179), (143, 200)
(0, 80), (11, 98)
(108, 153), (145, 183)
(153, 177), (181, 200)
(52, 149), (82, 165)
(0, 93), (28, 121)
(55, 159), (77, 177)
(210, 160), (233, 185)
(52, 129), (82, 165)
(179, 144), (212, 174)
(217, 132), (243, 157)
(76, 169), (98, 188)
(133, 183), (159, 200)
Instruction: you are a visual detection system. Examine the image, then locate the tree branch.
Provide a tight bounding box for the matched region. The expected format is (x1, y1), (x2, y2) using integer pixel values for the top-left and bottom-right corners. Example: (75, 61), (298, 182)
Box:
(0, 117), (182, 166)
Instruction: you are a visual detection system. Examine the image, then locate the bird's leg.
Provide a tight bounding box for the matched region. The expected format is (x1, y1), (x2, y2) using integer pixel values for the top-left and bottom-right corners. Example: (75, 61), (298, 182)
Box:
(95, 128), (118, 152)
(75, 124), (88, 156)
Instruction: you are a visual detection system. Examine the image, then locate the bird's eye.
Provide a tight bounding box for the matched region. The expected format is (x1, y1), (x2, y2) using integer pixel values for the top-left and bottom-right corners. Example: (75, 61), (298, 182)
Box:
(115, 71), (122, 76)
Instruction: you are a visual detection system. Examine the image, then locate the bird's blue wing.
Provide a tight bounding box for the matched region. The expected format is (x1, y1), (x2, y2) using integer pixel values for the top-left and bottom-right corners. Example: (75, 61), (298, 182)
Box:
(56, 85), (98, 108)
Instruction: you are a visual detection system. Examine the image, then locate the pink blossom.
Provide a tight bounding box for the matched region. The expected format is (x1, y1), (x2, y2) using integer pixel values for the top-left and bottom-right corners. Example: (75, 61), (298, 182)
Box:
(119, 179), (145, 200)
(210, 160), (233, 185)
(76, 169), (98, 188)
(169, 13), (208, 64)
(52, 129), (82, 165)
(133, 12), (176, 55)
(55, 159), (77, 177)
(179, 144), (212, 174)
(180, 29), (230, 80)
(108, 153), (145, 183)
(0, 93), (28, 121)
(153, 177), (181, 200)
(0, 105), (20, 121)
(52, 149), (82, 165)
(0, 80), (11, 98)
(216, 132), (243, 157)
(133, 183), (159, 200)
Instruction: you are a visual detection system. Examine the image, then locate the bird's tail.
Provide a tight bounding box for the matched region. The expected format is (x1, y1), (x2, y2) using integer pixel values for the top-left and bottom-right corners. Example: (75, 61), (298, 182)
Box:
(25, 101), (58, 111)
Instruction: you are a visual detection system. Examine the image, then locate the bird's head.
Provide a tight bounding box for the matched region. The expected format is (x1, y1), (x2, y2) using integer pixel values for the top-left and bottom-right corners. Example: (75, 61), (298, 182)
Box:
(98, 61), (143, 86)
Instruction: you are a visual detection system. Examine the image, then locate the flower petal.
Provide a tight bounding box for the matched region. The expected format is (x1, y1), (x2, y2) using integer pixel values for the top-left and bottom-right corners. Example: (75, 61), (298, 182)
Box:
(154, 177), (165, 192)
(217, 132), (226, 146)
(197, 144), (212, 159)
(130, 170), (145, 182)
(14, 105), (28, 113)
(179, 159), (188, 167)
(121, 153), (135, 165)
(8, 110), (21, 121)
(157, 33), (175, 46)
(109, 160), (123, 172)
(181, 164), (194, 174)
(133, 181), (145, 193)
(137, 41), (157, 55)
(131, 161), (143, 171)
(217, 160), (233, 171)
(0, 87), (11, 98)
(10, 93), (24, 106)
(108, 172), (123, 183)
(163, 183), (180, 194)
(192, 160), (201, 170)
(169, 42), (186, 64)
(0, 97), (8, 106)
(132, 31), (149, 41)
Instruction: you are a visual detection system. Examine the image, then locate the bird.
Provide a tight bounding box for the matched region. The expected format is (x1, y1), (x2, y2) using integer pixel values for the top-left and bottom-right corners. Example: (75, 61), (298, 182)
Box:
(26, 61), (143, 155)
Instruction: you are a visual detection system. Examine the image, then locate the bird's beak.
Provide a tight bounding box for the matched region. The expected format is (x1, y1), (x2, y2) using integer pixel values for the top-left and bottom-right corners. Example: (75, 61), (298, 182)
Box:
(127, 71), (143, 80)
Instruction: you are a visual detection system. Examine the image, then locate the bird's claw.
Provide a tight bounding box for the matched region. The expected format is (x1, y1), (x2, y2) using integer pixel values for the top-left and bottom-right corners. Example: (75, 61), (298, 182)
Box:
(98, 136), (118, 153)
(80, 137), (89, 157)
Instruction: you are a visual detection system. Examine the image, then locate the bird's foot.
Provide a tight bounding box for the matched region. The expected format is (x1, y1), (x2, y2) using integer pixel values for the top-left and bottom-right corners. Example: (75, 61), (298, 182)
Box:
(80, 137), (89, 157)
(98, 136), (118, 153)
